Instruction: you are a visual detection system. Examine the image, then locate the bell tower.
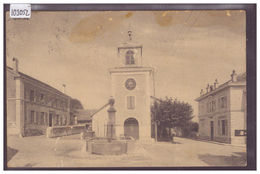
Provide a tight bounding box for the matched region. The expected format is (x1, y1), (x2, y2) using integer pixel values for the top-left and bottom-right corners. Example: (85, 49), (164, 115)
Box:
(118, 30), (143, 67)
(109, 30), (152, 141)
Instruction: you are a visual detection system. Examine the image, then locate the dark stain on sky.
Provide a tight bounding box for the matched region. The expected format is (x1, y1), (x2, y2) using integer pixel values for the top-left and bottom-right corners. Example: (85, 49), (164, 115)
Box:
(69, 12), (134, 43)
(69, 10), (245, 43)
(154, 11), (174, 27)
(152, 10), (245, 28)
(125, 12), (132, 18)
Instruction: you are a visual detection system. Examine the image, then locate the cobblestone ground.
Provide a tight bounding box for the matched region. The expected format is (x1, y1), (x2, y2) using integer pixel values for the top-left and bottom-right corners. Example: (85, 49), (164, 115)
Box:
(6, 135), (246, 168)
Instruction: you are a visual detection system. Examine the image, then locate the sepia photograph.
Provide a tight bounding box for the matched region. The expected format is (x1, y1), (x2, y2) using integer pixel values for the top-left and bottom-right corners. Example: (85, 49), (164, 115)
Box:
(4, 4), (256, 169)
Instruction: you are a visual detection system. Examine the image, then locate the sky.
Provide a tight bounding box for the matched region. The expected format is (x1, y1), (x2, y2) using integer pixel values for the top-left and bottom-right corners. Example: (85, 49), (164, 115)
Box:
(5, 10), (246, 121)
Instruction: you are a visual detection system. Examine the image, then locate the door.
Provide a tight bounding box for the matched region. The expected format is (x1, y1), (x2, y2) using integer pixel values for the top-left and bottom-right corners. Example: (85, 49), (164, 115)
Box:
(210, 121), (214, 140)
(124, 118), (139, 140)
(49, 114), (52, 127)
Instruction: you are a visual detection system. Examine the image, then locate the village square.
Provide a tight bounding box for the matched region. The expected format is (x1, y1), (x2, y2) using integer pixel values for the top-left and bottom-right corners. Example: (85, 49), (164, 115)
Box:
(4, 8), (250, 168)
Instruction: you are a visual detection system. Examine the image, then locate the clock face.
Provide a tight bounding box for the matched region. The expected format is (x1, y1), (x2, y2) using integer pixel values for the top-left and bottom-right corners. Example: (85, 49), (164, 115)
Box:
(125, 78), (136, 90)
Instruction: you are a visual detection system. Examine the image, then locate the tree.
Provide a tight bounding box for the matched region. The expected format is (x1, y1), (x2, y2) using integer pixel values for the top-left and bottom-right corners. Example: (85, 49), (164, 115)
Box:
(70, 98), (84, 110)
(181, 121), (198, 138)
(151, 96), (194, 141)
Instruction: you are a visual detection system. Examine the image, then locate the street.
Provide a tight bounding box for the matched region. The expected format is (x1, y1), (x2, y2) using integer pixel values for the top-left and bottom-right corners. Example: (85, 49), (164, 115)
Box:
(6, 135), (246, 168)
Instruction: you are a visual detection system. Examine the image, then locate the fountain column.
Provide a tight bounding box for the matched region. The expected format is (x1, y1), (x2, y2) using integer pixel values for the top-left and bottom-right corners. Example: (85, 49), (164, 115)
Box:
(107, 97), (116, 142)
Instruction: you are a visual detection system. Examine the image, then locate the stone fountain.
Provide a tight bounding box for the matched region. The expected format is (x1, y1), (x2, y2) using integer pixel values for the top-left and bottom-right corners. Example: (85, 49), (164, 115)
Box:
(85, 97), (133, 155)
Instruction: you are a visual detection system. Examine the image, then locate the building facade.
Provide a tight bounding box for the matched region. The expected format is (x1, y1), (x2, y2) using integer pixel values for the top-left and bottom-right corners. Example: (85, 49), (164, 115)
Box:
(195, 70), (246, 144)
(7, 58), (76, 137)
(93, 31), (153, 141)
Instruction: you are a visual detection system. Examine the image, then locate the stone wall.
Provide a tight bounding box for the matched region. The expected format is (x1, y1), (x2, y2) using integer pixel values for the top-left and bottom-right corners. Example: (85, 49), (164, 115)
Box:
(46, 125), (86, 138)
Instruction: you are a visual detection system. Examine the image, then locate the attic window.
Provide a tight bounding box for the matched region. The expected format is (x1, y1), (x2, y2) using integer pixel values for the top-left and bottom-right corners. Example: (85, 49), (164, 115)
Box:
(126, 50), (135, 65)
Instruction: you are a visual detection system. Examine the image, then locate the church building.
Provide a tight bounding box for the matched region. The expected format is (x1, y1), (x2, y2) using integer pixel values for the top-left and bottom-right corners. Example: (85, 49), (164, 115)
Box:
(92, 31), (153, 141)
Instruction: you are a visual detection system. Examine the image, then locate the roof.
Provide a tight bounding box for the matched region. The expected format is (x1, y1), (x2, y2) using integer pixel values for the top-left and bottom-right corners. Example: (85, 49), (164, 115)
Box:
(118, 41), (142, 48)
(7, 66), (71, 99)
(109, 67), (152, 73)
(118, 32), (142, 48)
(195, 72), (246, 101)
(74, 109), (97, 121)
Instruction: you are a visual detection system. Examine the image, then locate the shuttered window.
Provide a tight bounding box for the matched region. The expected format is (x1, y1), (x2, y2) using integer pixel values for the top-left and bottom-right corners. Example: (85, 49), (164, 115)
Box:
(30, 90), (35, 102)
(40, 93), (45, 105)
(40, 112), (45, 124)
(222, 120), (228, 135)
(36, 111), (39, 124)
(30, 110), (35, 123)
(218, 119), (228, 135)
(45, 113), (48, 125)
(127, 96), (135, 109)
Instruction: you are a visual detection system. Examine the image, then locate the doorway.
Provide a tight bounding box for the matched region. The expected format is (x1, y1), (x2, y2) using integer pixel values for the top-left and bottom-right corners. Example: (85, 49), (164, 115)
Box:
(210, 121), (214, 141)
(49, 114), (52, 127)
(124, 118), (139, 140)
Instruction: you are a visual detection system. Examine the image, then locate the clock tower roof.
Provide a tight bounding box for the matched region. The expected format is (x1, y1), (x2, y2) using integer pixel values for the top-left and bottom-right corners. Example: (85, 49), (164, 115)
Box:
(118, 30), (142, 48)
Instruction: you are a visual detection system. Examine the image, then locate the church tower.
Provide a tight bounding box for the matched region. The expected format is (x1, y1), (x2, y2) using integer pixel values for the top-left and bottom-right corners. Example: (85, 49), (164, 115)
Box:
(109, 30), (152, 141)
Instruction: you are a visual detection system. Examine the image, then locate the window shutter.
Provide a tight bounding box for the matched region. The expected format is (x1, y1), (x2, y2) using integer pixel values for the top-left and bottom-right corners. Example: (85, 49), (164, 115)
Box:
(30, 111), (34, 123)
(131, 96), (135, 109)
(218, 120), (220, 135)
(27, 110), (31, 123)
(127, 96), (130, 109)
(45, 113), (48, 125)
(224, 96), (227, 108)
(225, 120), (228, 135)
(35, 111), (38, 124)
(35, 91), (38, 103)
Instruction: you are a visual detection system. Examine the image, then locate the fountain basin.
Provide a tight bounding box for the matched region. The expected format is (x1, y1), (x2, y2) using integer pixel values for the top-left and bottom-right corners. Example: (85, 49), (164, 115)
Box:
(87, 138), (126, 155)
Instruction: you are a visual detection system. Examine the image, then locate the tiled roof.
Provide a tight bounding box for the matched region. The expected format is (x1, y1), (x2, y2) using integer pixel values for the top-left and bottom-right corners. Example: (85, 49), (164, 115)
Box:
(7, 66), (70, 98)
(74, 109), (97, 121)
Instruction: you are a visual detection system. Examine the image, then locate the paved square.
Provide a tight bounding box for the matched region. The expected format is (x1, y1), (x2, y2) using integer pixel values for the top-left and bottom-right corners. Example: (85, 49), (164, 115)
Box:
(7, 135), (246, 168)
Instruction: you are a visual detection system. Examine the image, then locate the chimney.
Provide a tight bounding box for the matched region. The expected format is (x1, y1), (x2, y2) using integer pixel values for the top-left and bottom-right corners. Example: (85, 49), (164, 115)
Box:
(206, 84), (210, 93)
(62, 84), (66, 94)
(200, 89), (204, 96)
(214, 79), (219, 89)
(12, 58), (19, 73)
(231, 70), (237, 82)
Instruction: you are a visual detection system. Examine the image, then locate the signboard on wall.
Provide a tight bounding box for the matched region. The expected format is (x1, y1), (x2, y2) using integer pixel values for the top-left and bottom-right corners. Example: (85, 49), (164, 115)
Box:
(235, 130), (247, 136)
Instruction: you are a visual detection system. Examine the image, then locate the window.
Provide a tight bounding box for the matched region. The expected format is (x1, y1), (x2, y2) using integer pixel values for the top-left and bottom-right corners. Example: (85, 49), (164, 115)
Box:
(127, 96), (135, 109)
(218, 119), (228, 135)
(55, 115), (59, 126)
(31, 110), (35, 123)
(25, 88), (30, 100)
(201, 104), (204, 114)
(30, 90), (35, 102)
(48, 96), (53, 106)
(45, 113), (48, 125)
(218, 96), (227, 109)
(60, 116), (63, 126)
(207, 100), (216, 112)
(126, 50), (135, 65)
(53, 99), (57, 108)
(36, 112), (39, 124)
(40, 93), (45, 105)
(57, 99), (60, 108)
(40, 112), (45, 124)
(61, 101), (64, 110)
(64, 116), (67, 125)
